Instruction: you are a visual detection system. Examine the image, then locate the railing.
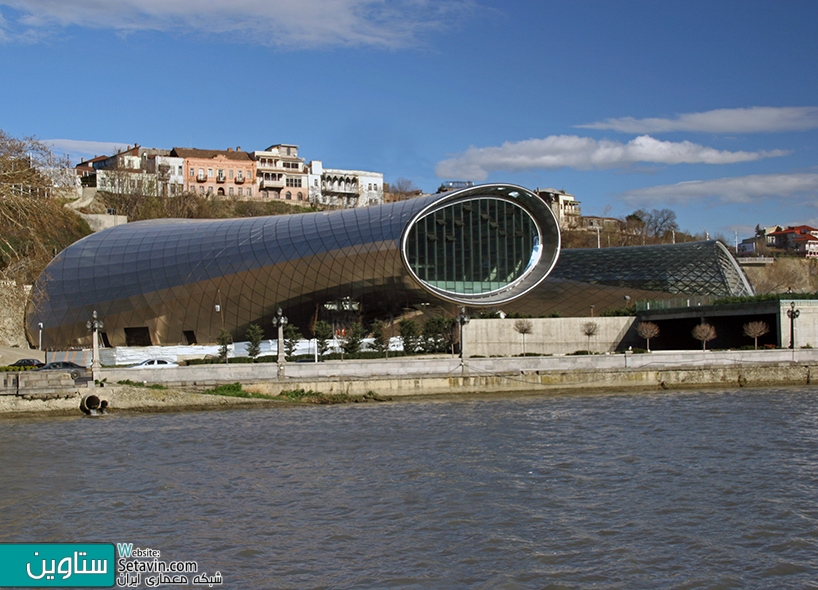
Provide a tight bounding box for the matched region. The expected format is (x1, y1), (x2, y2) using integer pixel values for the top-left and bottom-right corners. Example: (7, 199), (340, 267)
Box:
(635, 296), (713, 311)
(235, 176), (245, 184)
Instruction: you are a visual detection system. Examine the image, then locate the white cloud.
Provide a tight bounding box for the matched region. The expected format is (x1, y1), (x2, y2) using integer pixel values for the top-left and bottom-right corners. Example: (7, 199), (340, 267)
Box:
(435, 135), (788, 180)
(578, 107), (818, 134)
(619, 173), (818, 206)
(45, 138), (129, 159)
(0, 0), (472, 48)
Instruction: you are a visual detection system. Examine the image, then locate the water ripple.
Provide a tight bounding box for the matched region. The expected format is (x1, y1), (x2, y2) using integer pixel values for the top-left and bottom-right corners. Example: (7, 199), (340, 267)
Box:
(1, 388), (817, 588)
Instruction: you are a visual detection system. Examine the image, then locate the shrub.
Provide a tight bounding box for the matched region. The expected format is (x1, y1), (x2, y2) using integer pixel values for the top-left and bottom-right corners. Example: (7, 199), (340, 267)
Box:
(245, 323), (264, 359)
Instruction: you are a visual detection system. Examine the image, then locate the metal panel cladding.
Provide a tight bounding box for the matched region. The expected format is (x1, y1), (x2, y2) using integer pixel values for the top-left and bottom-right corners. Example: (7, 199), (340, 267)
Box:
(26, 184), (560, 348)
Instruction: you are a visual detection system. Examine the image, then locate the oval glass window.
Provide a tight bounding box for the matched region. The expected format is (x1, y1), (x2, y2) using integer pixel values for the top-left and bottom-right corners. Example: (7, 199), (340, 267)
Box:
(404, 197), (541, 297)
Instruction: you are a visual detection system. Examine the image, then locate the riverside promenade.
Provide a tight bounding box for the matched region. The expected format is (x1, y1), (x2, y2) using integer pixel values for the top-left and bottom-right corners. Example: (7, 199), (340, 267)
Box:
(98, 348), (818, 395)
(3, 348), (817, 416)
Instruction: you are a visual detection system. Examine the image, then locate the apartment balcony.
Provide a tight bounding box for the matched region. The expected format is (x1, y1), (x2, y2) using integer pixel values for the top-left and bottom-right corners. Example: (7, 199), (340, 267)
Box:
(260, 178), (284, 189)
(196, 174), (206, 182)
(235, 176), (245, 184)
(216, 175), (226, 183)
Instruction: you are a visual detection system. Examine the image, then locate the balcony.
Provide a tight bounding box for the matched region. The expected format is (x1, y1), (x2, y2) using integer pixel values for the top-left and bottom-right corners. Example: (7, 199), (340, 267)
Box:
(216, 175), (226, 183)
(235, 176), (245, 184)
(196, 174), (206, 182)
(260, 178), (284, 189)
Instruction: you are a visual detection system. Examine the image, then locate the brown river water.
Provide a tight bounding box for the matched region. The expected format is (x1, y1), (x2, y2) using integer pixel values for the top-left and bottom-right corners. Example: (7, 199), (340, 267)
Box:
(1, 386), (817, 588)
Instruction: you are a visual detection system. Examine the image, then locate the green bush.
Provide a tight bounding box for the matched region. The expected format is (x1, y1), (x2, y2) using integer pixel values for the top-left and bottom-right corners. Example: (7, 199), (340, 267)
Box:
(116, 379), (167, 389)
(203, 382), (275, 399)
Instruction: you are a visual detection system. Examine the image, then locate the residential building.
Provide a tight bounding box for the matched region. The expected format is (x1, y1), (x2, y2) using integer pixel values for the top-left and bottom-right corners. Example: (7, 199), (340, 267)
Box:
(79, 144), (163, 196)
(580, 216), (622, 232)
(536, 188), (581, 229)
(253, 144), (308, 202)
(146, 154), (186, 197)
(171, 147), (255, 198)
(308, 160), (384, 207)
(765, 225), (818, 253)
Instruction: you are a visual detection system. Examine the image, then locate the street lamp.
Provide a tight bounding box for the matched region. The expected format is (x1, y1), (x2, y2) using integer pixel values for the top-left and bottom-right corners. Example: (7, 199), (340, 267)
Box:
(86, 310), (104, 376)
(787, 301), (800, 349)
(215, 289), (224, 330)
(273, 307), (289, 369)
(456, 306), (470, 363)
(37, 322), (43, 351)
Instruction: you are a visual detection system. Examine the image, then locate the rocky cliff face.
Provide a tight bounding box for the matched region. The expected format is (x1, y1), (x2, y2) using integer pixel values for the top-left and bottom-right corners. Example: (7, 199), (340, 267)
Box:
(0, 283), (29, 348)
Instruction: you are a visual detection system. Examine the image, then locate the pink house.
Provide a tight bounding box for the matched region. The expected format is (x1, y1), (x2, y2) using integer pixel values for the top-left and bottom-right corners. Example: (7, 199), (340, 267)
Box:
(171, 147), (256, 199)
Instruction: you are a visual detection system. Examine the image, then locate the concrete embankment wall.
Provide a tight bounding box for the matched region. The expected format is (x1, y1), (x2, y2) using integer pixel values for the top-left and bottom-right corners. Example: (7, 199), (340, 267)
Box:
(3, 350), (817, 417)
(231, 364), (818, 398)
(97, 349), (818, 397)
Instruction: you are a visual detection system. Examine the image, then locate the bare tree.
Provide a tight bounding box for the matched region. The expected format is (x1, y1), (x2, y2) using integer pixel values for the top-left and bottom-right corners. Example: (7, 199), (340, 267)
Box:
(692, 323), (717, 351)
(387, 177), (420, 200)
(644, 208), (679, 240)
(743, 321), (769, 350)
(582, 321), (599, 352)
(636, 321), (660, 352)
(0, 130), (90, 285)
(514, 319), (533, 355)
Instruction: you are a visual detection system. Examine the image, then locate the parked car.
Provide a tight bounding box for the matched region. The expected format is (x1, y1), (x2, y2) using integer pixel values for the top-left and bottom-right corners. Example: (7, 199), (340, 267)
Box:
(36, 361), (88, 380)
(129, 359), (179, 368)
(9, 358), (45, 368)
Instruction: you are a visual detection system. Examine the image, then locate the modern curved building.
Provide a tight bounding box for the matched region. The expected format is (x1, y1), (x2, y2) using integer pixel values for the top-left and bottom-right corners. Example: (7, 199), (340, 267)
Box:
(28, 184), (562, 347)
(26, 183), (754, 349)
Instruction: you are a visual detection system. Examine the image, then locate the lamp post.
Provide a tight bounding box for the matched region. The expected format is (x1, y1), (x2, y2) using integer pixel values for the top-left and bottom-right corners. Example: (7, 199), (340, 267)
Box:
(273, 307), (288, 375)
(86, 310), (103, 377)
(37, 322), (43, 351)
(787, 301), (800, 350)
(456, 306), (470, 365)
(215, 289), (224, 330)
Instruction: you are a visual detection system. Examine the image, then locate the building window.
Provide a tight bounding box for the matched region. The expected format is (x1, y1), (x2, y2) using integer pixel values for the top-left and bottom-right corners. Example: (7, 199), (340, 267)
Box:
(199, 186), (204, 194)
(229, 169), (233, 178)
(286, 191), (292, 200)
(229, 187), (234, 196)
(247, 188), (251, 197)
(405, 198), (539, 296)
(208, 168), (213, 177)
(238, 188), (243, 196)
(297, 192), (303, 200)
(286, 177), (302, 187)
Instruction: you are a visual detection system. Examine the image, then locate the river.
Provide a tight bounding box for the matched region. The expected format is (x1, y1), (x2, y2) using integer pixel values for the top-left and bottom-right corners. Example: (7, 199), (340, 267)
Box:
(1, 387), (817, 588)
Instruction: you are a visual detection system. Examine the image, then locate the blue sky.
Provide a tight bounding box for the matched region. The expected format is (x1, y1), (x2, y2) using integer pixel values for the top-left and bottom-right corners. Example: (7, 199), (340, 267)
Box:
(2, 0), (817, 240)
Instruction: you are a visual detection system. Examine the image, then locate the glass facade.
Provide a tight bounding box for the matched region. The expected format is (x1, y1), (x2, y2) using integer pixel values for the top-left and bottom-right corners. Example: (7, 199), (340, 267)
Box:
(405, 198), (540, 296)
(506, 240), (755, 318)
